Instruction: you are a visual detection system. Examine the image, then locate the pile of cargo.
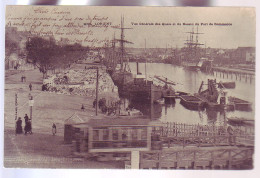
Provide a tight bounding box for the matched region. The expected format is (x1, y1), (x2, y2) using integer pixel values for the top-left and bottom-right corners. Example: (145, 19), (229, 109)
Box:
(43, 68), (118, 97)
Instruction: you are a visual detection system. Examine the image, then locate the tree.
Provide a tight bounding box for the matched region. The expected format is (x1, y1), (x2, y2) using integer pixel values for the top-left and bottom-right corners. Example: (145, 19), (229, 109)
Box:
(26, 36), (89, 78)
(26, 37), (57, 78)
(5, 33), (19, 69)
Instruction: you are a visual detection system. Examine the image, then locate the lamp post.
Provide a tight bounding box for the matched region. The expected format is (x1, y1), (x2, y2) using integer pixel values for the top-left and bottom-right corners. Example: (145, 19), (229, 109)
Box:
(86, 66), (99, 116)
(95, 67), (99, 116)
(28, 94), (34, 130)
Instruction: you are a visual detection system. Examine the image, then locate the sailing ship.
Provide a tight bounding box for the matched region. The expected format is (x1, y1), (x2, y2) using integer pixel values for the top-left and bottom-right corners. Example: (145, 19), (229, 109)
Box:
(103, 17), (175, 103)
(182, 27), (212, 72)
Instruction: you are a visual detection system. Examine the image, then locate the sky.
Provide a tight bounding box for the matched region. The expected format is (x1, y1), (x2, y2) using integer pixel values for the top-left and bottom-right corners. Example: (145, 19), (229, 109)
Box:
(5, 6), (256, 49)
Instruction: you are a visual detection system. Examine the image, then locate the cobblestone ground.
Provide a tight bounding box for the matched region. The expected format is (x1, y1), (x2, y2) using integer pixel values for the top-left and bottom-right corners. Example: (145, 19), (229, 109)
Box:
(4, 68), (122, 168)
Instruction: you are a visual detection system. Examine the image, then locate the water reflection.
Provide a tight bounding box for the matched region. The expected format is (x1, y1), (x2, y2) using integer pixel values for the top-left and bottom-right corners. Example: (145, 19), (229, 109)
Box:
(128, 63), (255, 126)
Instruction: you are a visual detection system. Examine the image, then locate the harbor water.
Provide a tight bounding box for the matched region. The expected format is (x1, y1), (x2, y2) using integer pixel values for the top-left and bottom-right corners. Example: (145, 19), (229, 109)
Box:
(128, 62), (255, 126)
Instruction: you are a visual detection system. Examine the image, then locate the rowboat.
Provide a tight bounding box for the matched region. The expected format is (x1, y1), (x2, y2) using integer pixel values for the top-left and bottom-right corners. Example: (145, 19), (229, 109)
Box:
(227, 117), (254, 126)
(180, 95), (206, 110)
(154, 75), (176, 85)
(228, 97), (252, 111)
(218, 81), (236, 89)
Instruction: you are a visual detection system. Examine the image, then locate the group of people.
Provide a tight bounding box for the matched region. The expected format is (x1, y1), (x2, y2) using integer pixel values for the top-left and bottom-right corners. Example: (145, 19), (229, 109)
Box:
(16, 114), (57, 136)
(21, 75), (33, 91)
(15, 114), (32, 135)
(91, 98), (119, 116)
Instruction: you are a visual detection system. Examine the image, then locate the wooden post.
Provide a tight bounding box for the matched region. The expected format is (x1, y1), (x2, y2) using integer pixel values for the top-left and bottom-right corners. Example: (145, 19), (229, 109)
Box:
(147, 127), (152, 150)
(193, 151), (196, 169)
(211, 152), (214, 169)
(158, 151), (162, 169)
(131, 151), (140, 169)
(150, 83), (154, 120)
(95, 68), (99, 116)
(228, 150), (232, 169)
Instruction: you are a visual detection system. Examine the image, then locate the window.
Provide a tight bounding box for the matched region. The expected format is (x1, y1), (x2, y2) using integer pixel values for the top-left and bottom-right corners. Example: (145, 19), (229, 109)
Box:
(141, 128), (147, 140)
(112, 129), (119, 140)
(103, 129), (109, 140)
(93, 130), (99, 141)
(131, 129), (138, 140)
(122, 128), (128, 140)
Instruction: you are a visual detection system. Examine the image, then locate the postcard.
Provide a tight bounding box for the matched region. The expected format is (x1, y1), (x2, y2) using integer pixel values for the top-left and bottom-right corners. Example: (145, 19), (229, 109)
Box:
(4, 6), (255, 169)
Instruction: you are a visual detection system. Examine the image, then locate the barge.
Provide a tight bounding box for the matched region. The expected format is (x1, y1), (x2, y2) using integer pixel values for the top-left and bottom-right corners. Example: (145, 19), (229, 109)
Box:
(228, 117), (254, 126)
(228, 97), (252, 111)
(180, 95), (206, 110)
(218, 81), (236, 89)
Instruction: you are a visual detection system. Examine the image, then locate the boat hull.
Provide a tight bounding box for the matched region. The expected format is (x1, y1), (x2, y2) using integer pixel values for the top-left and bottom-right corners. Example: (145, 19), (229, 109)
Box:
(228, 97), (252, 111)
(180, 95), (206, 110)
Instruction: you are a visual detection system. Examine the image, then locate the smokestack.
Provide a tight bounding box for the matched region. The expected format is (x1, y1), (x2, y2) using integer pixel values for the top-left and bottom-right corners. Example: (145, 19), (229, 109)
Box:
(136, 62), (139, 74)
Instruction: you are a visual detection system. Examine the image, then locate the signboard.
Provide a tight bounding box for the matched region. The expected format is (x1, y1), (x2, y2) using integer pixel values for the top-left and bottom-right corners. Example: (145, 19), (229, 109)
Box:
(15, 93), (18, 120)
(29, 100), (34, 107)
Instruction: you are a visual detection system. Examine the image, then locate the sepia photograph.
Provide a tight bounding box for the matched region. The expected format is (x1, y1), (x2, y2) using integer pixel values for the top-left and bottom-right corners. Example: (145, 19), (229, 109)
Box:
(4, 5), (255, 169)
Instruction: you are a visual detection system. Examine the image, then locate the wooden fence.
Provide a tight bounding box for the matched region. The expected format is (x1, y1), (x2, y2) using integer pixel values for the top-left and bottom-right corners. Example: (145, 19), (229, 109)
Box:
(151, 122), (254, 147)
(152, 122), (254, 137)
(140, 147), (254, 169)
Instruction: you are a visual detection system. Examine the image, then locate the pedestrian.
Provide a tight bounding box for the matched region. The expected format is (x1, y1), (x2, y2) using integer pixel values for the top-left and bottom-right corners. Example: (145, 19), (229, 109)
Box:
(93, 99), (97, 108)
(52, 123), (57, 136)
(81, 104), (85, 111)
(21, 75), (24, 82)
(16, 117), (23, 135)
(24, 114), (29, 123)
(29, 83), (32, 91)
(24, 114), (30, 135)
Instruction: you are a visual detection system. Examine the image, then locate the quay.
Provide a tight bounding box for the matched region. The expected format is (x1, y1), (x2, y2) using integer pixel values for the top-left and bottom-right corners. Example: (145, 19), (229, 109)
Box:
(212, 66), (255, 83)
(69, 119), (254, 169)
(212, 66), (255, 75)
(139, 146), (253, 169)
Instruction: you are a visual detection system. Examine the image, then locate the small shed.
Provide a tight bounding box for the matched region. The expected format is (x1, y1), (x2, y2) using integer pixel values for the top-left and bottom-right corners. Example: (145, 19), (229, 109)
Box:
(71, 118), (164, 154)
(64, 113), (85, 144)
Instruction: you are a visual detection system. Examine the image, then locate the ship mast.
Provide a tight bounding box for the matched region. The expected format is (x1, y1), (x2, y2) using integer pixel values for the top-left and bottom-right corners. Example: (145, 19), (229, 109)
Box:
(184, 26), (204, 62)
(113, 16), (133, 72)
(145, 39), (147, 84)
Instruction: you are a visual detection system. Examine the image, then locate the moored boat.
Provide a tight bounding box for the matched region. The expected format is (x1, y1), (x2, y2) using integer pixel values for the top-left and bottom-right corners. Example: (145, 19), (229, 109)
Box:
(180, 95), (206, 110)
(227, 117), (254, 126)
(218, 81), (236, 89)
(228, 96), (252, 111)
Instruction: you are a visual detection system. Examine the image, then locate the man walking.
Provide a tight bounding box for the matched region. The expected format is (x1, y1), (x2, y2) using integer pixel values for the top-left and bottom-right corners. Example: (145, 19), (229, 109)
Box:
(52, 123), (57, 136)
(16, 117), (23, 135)
(29, 83), (32, 91)
(24, 114), (32, 135)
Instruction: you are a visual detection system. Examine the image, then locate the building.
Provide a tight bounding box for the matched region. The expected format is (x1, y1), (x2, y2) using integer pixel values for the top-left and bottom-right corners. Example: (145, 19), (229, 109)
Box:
(5, 26), (29, 69)
(231, 47), (255, 64)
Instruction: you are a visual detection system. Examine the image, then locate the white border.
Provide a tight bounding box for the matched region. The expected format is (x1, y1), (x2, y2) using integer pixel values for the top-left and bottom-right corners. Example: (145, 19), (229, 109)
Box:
(0, 1), (259, 178)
